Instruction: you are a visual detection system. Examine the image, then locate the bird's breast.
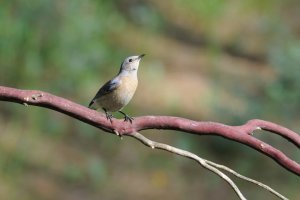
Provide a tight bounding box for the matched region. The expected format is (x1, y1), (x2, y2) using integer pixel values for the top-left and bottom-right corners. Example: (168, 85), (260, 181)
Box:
(97, 76), (138, 112)
(116, 76), (138, 102)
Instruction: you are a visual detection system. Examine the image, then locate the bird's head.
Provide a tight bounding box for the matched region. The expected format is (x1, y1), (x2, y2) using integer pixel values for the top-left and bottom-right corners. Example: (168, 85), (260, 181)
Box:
(119, 54), (145, 73)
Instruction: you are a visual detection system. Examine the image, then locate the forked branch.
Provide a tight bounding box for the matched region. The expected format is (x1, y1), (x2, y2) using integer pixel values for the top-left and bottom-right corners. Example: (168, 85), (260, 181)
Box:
(0, 86), (299, 199)
(0, 86), (299, 175)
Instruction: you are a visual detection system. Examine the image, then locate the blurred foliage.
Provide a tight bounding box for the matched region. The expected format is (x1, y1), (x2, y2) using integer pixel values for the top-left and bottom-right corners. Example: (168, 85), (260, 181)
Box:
(0, 0), (299, 199)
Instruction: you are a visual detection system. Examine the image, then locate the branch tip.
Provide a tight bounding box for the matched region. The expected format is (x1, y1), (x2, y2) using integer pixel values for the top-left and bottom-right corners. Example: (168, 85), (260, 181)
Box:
(113, 130), (120, 136)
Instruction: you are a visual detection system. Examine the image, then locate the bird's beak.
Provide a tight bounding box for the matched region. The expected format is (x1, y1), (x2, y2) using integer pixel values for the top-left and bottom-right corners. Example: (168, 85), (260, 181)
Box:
(138, 54), (145, 59)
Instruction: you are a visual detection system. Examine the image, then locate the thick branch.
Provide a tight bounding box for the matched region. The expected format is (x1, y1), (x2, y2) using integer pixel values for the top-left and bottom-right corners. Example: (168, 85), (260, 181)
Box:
(0, 86), (299, 176)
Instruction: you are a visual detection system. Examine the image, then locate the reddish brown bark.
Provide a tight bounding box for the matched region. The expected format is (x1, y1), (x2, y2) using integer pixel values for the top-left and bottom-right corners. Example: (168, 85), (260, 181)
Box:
(0, 86), (299, 175)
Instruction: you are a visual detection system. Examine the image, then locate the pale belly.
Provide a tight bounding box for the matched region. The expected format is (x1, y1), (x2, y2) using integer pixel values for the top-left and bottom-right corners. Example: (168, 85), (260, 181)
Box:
(95, 77), (137, 112)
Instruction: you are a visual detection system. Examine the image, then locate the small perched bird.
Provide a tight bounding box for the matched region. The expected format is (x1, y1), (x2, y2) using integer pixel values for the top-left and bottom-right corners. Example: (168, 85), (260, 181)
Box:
(88, 54), (145, 123)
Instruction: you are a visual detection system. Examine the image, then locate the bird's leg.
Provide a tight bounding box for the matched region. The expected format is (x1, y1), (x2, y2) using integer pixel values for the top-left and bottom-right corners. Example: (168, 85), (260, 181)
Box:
(103, 108), (113, 123)
(119, 111), (134, 123)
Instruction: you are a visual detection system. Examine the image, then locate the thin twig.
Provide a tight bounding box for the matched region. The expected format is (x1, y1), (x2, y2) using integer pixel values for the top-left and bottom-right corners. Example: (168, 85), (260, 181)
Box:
(128, 132), (247, 200)
(128, 132), (289, 200)
(204, 160), (288, 200)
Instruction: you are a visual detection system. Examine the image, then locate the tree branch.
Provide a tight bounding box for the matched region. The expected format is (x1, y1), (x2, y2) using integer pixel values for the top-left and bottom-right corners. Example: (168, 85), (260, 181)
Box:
(203, 159), (288, 200)
(0, 86), (299, 177)
(129, 132), (288, 200)
(129, 132), (247, 200)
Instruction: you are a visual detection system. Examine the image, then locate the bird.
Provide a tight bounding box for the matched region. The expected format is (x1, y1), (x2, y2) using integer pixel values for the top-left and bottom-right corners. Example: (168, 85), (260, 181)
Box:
(88, 54), (145, 123)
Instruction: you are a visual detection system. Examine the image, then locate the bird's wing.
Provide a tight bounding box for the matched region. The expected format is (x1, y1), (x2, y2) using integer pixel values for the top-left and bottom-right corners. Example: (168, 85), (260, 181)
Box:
(88, 76), (121, 108)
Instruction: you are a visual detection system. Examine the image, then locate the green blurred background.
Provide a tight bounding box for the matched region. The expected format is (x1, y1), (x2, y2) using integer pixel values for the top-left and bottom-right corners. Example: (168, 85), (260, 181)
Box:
(0, 0), (299, 199)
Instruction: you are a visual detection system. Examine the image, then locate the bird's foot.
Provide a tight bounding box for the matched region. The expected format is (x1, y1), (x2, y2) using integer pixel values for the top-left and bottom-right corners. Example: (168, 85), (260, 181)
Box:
(119, 111), (134, 123)
(124, 114), (134, 123)
(105, 111), (114, 123)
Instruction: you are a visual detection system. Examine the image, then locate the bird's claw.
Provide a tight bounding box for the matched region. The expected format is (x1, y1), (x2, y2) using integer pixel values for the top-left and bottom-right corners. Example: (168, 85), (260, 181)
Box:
(105, 112), (114, 123)
(119, 111), (134, 123)
(123, 115), (134, 123)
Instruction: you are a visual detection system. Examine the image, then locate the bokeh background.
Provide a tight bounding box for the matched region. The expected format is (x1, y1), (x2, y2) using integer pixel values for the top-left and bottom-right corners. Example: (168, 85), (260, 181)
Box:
(0, 0), (299, 199)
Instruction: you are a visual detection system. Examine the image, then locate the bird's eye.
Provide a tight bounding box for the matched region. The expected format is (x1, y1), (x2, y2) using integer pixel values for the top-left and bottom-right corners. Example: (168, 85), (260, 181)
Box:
(129, 59), (133, 62)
